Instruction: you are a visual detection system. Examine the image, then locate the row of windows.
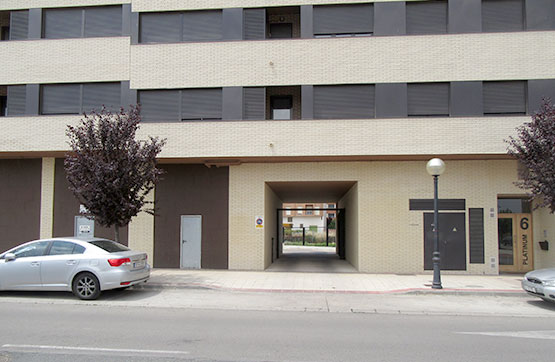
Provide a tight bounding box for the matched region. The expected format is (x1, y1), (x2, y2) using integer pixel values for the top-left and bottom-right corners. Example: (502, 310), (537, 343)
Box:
(0, 80), (542, 120)
(3, 0), (554, 42)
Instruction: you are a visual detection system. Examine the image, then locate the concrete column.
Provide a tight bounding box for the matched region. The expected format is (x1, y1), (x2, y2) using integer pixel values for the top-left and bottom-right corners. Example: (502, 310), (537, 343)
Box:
(128, 188), (155, 261)
(40, 157), (55, 239)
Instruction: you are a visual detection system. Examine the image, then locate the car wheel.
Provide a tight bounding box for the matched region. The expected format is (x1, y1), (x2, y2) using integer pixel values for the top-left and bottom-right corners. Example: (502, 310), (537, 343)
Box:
(72, 272), (101, 300)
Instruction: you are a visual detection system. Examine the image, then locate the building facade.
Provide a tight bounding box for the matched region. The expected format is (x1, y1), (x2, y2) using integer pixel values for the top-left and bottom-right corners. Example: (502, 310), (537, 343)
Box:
(1, 0), (555, 274)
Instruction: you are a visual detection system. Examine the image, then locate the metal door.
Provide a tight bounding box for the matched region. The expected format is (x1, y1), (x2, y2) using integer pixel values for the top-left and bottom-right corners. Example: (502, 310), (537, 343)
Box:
(424, 213), (466, 270)
(498, 213), (533, 273)
(180, 215), (202, 269)
(74, 216), (94, 238)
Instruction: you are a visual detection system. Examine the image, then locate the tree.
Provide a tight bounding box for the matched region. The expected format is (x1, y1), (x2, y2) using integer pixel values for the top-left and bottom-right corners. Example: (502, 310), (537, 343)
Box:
(506, 99), (555, 213)
(65, 105), (166, 242)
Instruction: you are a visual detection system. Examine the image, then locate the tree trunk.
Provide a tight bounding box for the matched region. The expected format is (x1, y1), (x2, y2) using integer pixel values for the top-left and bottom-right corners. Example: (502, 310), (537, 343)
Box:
(114, 224), (120, 243)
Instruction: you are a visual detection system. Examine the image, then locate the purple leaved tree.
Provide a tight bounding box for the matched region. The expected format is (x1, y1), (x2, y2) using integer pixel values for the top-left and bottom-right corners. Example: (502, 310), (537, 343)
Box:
(507, 99), (555, 213)
(65, 105), (166, 242)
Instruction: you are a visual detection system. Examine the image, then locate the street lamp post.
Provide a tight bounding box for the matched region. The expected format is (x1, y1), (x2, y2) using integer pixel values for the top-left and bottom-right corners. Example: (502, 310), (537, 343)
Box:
(426, 158), (446, 289)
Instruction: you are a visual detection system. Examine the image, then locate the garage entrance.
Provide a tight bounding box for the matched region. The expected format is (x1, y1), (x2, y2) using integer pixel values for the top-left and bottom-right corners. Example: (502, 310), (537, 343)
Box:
(265, 181), (357, 273)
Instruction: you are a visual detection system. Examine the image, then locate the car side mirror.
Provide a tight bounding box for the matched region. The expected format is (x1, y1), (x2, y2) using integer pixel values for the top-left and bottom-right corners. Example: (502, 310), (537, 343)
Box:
(4, 253), (15, 262)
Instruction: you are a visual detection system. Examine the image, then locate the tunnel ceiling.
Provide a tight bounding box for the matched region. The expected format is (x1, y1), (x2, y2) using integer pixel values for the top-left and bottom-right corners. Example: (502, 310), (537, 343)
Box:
(267, 181), (356, 203)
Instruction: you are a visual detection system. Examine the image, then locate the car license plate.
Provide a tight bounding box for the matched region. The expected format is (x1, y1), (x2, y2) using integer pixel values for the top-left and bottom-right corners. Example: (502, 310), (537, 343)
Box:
(524, 285), (536, 293)
(133, 261), (145, 269)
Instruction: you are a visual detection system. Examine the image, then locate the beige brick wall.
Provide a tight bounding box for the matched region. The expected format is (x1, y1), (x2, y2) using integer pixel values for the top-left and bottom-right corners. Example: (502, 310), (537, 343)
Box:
(127, 189), (155, 262)
(131, 32), (555, 89)
(133, 0), (425, 12)
(1, 38), (129, 85)
(0, 0), (129, 11)
(0, 114), (527, 158)
(39, 157), (55, 239)
(228, 160), (554, 274)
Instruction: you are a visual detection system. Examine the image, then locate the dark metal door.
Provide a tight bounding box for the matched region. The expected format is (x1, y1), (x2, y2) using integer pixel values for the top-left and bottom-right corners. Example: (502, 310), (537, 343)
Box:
(424, 213), (466, 270)
(337, 209), (346, 259)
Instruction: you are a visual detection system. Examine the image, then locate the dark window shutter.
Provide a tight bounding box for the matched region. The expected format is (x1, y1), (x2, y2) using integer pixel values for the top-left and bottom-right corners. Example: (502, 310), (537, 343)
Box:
(243, 87), (265, 120)
(243, 9), (265, 40)
(482, 0), (524, 32)
(408, 83), (449, 116)
(313, 4), (373, 35)
(409, 199), (466, 211)
(139, 90), (180, 122)
(314, 85), (375, 119)
(82, 83), (121, 113)
(469, 208), (485, 264)
(43, 8), (83, 39)
(84, 6), (122, 37)
(483, 81), (526, 114)
(140, 12), (181, 43)
(41, 84), (81, 114)
(181, 88), (222, 120)
(406, 0), (447, 34)
(182, 10), (222, 41)
(9, 10), (28, 40)
(6, 85), (26, 116)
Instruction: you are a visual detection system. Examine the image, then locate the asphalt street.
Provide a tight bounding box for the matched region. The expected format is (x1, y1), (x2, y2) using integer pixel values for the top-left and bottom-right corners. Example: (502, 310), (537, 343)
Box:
(0, 301), (554, 362)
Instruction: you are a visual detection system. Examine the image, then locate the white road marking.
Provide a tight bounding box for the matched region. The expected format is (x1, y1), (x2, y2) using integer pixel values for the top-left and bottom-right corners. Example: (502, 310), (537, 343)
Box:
(1, 344), (189, 355)
(457, 330), (555, 340)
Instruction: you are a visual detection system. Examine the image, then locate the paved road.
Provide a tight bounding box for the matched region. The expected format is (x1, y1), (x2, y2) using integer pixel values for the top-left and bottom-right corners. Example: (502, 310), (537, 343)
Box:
(0, 301), (554, 362)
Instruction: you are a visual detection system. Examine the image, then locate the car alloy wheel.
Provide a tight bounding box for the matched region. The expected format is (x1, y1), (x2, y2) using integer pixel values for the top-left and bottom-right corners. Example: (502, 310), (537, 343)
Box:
(72, 272), (101, 300)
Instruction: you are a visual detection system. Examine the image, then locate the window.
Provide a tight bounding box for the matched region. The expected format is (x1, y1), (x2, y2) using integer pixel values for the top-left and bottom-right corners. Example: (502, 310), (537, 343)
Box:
(328, 213), (335, 218)
(139, 88), (222, 122)
(406, 0), (447, 35)
(269, 23), (292, 39)
(287, 217), (293, 222)
(306, 205), (314, 215)
(6, 85), (26, 116)
(140, 10), (222, 43)
(43, 6), (122, 39)
(314, 85), (375, 119)
(271, 96), (292, 120)
(243, 87), (265, 120)
(243, 8), (266, 40)
(48, 241), (85, 256)
(41, 82), (120, 115)
(407, 83), (449, 116)
(0, 95), (6, 116)
(498, 198), (531, 213)
(89, 239), (129, 252)
(9, 10), (28, 40)
(313, 4), (373, 37)
(10, 241), (50, 258)
(483, 81), (526, 115)
(286, 208), (292, 215)
(482, 0), (524, 32)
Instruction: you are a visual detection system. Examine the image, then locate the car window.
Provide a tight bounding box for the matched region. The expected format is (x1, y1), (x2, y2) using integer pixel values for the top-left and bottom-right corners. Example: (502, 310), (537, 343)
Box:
(89, 239), (130, 253)
(11, 241), (50, 258)
(48, 241), (85, 256)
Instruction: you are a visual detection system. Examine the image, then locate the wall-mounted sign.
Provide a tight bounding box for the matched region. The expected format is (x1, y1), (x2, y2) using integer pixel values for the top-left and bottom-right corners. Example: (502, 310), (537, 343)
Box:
(255, 216), (264, 229)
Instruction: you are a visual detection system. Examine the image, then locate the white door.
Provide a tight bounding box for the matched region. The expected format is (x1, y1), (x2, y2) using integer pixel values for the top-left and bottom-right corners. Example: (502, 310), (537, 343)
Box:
(180, 215), (202, 269)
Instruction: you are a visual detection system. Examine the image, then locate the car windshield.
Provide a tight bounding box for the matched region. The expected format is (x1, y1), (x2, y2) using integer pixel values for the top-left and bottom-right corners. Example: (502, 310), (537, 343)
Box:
(89, 239), (130, 253)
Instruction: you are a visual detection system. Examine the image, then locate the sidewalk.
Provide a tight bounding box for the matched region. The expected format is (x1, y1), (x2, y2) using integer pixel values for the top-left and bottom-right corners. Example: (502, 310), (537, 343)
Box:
(145, 268), (526, 296)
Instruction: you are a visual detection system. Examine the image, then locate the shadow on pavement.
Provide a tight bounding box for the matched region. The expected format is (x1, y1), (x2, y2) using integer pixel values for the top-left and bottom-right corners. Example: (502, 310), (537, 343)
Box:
(0, 286), (160, 302)
(526, 299), (555, 311)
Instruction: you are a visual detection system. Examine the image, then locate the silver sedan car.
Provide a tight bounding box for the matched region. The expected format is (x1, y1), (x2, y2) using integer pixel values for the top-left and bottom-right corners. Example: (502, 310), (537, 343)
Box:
(521, 268), (555, 303)
(0, 237), (150, 300)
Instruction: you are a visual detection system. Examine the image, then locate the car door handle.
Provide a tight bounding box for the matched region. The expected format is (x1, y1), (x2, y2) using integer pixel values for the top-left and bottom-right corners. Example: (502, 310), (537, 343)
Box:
(66, 260), (77, 265)
(182, 239), (187, 243)
(30, 261), (40, 267)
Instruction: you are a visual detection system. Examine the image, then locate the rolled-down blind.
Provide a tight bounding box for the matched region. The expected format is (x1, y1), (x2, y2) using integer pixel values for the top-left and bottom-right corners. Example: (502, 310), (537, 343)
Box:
(140, 12), (181, 43)
(82, 83), (121, 113)
(6, 85), (26, 116)
(469, 208), (485, 264)
(84, 6), (122, 37)
(313, 4), (373, 35)
(43, 8), (83, 39)
(243, 9), (265, 40)
(9, 10), (28, 40)
(314, 85), (375, 119)
(183, 10), (222, 41)
(408, 83), (449, 116)
(41, 84), (81, 114)
(483, 81), (526, 114)
(139, 90), (180, 122)
(181, 88), (222, 120)
(482, 0), (524, 32)
(406, 1), (447, 35)
(243, 87), (265, 120)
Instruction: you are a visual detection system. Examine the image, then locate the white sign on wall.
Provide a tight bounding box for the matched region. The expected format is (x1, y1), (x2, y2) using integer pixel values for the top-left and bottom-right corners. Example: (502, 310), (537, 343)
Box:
(255, 216), (264, 229)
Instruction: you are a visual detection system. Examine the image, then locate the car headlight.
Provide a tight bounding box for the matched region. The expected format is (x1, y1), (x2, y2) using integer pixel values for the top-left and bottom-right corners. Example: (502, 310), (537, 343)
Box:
(544, 280), (555, 287)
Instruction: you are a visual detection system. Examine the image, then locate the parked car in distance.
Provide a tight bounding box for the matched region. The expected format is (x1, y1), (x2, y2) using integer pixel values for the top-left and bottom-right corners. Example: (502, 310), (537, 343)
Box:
(0, 237), (150, 300)
(522, 268), (555, 303)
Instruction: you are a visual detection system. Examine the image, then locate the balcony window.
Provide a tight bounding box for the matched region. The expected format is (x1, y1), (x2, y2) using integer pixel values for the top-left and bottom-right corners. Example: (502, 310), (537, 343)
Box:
(43, 6), (122, 39)
(314, 85), (375, 119)
(313, 4), (373, 37)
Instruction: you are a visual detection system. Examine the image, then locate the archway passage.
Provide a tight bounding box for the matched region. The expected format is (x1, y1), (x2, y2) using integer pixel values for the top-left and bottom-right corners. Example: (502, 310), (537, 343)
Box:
(265, 181), (357, 273)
